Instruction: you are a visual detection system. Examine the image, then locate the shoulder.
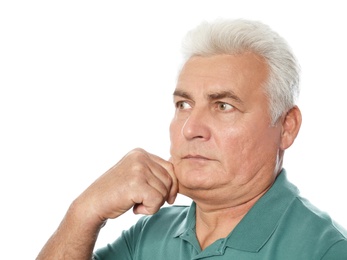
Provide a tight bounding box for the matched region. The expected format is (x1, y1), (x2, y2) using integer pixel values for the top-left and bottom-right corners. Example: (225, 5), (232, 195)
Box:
(321, 239), (347, 259)
(281, 196), (347, 257)
(292, 197), (347, 238)
(93, 205), (191, 259)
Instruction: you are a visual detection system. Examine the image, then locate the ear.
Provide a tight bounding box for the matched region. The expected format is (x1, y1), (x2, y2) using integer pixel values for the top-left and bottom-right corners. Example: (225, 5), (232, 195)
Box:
(280, 106), (302, 150)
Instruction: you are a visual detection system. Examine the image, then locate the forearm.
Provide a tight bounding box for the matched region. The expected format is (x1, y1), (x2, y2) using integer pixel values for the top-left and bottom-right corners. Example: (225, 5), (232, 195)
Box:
(37, 149), (177, 259)
(36, 200), (105, 260)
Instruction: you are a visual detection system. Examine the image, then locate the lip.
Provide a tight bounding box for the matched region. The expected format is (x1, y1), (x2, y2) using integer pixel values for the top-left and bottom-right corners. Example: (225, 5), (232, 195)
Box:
(182, 154), (211, 160)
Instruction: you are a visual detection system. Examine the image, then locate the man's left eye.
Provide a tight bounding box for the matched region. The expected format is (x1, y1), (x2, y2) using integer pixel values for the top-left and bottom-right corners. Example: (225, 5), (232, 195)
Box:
(217, 102), (233, 111)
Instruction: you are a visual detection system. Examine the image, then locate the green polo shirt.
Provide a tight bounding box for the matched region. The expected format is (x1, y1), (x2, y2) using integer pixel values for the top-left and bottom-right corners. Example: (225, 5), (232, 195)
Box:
(94, 170), (347, 259)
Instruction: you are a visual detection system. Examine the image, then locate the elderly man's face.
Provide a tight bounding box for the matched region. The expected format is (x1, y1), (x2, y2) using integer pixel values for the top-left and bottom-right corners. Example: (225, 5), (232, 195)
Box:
(170, 53), (284, 205)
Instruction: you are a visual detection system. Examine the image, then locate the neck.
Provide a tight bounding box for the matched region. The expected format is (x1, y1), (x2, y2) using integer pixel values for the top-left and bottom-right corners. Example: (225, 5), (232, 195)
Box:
(195, 186), (270, 250)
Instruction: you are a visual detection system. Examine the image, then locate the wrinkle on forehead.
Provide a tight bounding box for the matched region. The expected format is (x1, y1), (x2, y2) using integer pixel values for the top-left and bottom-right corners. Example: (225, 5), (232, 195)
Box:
(176, 53), (269, 103)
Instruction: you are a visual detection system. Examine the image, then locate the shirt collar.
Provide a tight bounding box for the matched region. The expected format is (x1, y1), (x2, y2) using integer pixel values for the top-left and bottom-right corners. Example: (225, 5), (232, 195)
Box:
(173, 202), (196, 238)
(225, 169), (299, 252)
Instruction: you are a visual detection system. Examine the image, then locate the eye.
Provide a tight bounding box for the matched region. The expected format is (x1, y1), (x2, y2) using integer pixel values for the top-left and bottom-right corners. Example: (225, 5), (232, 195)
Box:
(175, 101), (191, 110)
(217, 102), (233, 111)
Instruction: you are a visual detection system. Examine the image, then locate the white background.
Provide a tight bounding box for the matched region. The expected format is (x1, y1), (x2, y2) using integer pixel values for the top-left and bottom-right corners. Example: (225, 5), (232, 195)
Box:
(1, 1), (346, 258)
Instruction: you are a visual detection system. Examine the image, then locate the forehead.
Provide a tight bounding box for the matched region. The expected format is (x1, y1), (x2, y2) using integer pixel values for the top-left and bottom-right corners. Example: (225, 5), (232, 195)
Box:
(176, 53), (269, 100)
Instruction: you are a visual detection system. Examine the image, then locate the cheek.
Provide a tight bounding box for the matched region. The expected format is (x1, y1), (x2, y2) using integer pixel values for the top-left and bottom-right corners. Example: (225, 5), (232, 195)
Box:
(169, 118), (178, 139)
(218, 124), (279, 171)
(169, 119), (181, 155)
(218, 129), (250, 163)
(240, 135), (279, 176)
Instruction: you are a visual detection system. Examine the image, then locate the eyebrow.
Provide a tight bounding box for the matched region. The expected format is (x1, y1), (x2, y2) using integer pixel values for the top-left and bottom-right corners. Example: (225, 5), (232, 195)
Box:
(173, 89), (243, 104)
(173, 90), (192, 99)
(207, 91), (243, 104)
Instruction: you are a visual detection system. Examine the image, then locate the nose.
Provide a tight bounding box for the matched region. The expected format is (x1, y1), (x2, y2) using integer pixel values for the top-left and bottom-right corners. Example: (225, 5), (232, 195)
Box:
(181, 108), (211, 141)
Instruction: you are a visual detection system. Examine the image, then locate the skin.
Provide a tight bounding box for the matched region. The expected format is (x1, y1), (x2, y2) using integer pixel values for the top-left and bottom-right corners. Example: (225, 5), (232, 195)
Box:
(36, 53), (301, 258)
(171, 53), (280, 206)
(37, 149), (178, 259)
(170, 53), (301, 248)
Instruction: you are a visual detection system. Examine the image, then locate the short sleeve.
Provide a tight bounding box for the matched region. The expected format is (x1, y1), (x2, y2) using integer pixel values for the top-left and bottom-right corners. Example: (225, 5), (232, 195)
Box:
(93, 216), (148, 260)
(321, 239), (347, 260)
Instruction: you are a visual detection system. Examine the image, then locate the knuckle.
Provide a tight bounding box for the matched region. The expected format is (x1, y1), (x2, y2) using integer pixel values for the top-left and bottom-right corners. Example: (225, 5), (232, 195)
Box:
(130, 148), (147, 160)
(129, 163), (147, 175)
(127, 174), (146, 189)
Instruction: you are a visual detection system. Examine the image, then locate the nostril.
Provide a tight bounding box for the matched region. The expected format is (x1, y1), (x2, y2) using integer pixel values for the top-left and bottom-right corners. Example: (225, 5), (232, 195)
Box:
(181, 116), (211, 141)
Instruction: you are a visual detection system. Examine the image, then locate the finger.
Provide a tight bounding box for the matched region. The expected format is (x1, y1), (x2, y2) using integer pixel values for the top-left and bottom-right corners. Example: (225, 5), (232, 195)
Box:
(144, 164), (172, 200)
(167, 157), (179, 203)
(132, 184), (166, 215)
(148, 153), (178, 204)
(128, 149), (178, 204)
(126, 149), (172, 198)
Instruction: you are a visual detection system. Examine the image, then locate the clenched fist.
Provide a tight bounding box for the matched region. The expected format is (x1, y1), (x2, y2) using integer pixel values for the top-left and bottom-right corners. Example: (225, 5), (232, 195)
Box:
(75, 148), (178, 226)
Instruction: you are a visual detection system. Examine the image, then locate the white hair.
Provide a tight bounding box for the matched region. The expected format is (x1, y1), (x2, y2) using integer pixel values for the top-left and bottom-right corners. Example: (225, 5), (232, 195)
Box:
(181, 19), (300, 124)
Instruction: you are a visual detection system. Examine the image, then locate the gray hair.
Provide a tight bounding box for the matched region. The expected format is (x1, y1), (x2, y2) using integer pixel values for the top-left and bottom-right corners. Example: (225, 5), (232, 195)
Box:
(181, 19), (300, 124)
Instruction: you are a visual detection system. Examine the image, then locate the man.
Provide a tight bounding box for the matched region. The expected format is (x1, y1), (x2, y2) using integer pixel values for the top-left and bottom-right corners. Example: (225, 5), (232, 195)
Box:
(37, 19), (347, 259)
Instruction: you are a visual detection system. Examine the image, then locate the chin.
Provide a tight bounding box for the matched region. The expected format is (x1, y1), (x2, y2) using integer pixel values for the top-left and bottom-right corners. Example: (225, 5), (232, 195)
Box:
(177, 169), (216, 190)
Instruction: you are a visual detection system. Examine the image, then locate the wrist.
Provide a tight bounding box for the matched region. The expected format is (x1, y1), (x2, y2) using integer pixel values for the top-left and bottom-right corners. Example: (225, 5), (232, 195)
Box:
(68, 197), (107, 232)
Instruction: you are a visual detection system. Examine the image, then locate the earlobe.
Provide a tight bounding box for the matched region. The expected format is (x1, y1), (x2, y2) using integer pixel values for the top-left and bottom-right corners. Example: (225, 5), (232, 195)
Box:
(280, 106), (302, 150)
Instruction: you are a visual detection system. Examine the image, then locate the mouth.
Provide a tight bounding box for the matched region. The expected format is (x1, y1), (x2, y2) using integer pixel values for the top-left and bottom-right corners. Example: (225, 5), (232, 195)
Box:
(182, 154), (211, 160)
